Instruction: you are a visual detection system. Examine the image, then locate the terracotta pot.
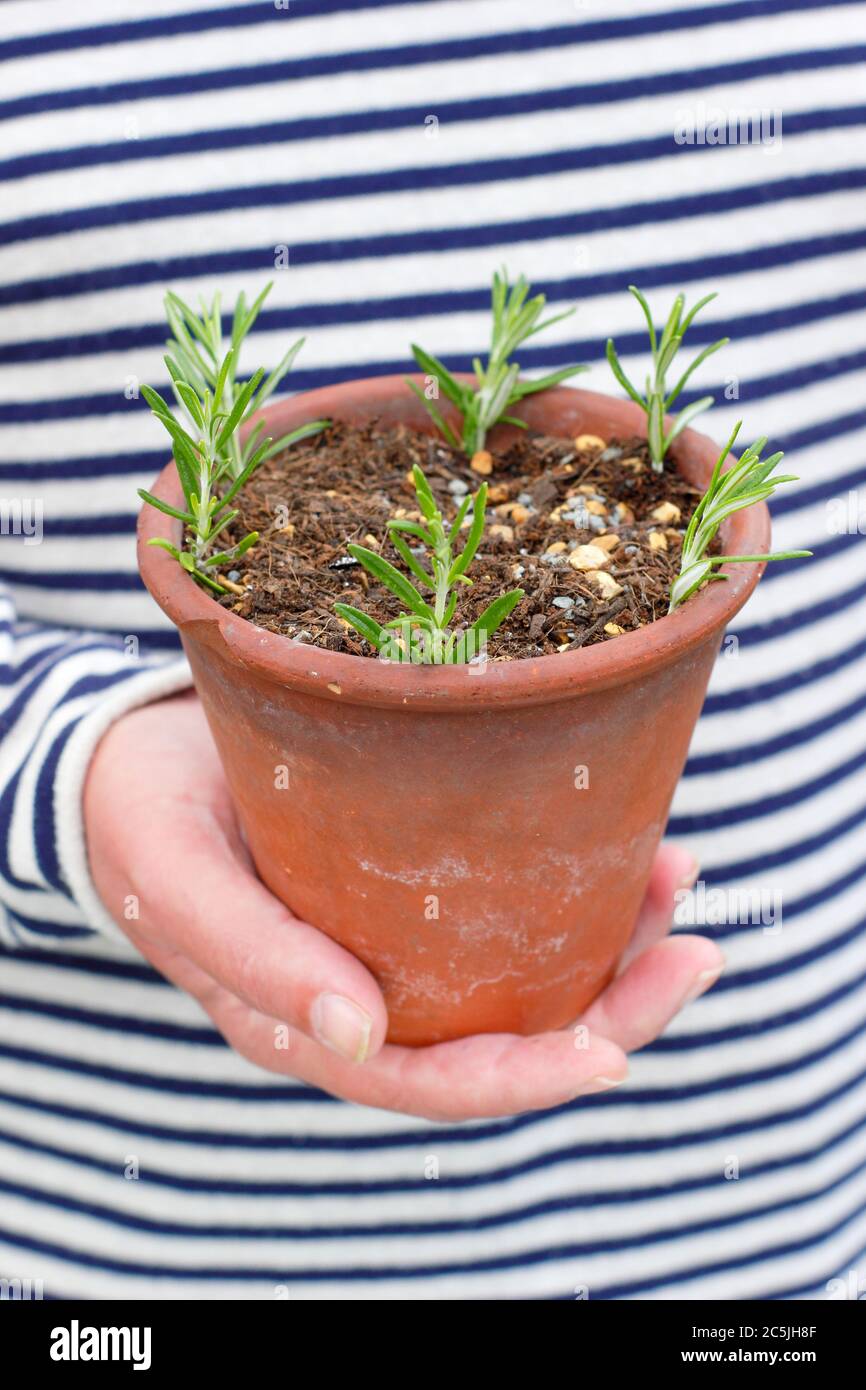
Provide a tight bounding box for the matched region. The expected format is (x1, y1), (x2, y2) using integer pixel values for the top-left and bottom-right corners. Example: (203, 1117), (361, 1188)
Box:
(137, 380), (769, 1046)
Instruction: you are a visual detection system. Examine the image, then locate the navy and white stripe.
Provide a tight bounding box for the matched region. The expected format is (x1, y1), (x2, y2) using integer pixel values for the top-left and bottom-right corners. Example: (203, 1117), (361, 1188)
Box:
(1, 0), (865, 1298)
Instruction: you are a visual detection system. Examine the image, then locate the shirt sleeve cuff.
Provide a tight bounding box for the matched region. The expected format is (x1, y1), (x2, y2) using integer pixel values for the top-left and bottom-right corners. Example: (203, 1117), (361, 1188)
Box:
(55, 657), (193, 941)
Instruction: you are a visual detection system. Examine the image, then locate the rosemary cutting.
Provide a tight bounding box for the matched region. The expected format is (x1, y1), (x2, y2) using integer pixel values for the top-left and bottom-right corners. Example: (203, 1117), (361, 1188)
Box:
(407, 269), (586, 456)
(669, 421), (811, 612)
(138, 284), (326, 593)
(334, 465), (524, 663)
(606, 286), (728, 473)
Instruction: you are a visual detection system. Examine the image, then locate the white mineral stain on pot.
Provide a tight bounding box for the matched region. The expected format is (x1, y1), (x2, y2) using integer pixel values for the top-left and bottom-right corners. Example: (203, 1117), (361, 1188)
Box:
(356, 854), (473, 887)
(454, 915), (571, 960)
(382, 954), (598, 1009)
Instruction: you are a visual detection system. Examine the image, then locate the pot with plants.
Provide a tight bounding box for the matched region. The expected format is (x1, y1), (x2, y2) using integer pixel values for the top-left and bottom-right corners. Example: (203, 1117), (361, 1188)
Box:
(137, 274), (808, 1046)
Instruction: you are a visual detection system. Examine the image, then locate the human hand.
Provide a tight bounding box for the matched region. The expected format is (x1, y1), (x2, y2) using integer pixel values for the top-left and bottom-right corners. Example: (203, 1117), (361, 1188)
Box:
(84, 693), (723, 1121)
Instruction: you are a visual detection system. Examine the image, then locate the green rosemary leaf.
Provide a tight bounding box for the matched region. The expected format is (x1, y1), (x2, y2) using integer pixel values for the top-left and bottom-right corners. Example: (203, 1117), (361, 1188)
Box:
(627, 285), (658, 352)
(171, 378), (206, 430)
(701, 487), (776, 531)
(204, 509), (240, 544)
(744, 454), (786, 488)
(679, 291), (718, 334)
(164, 297), (214, 387)
(448, 483), (487, 581)
(194, 570), (229, 594)
(263, 419), (329, 460)
(712, 550), (812, 565)
(385, 612), (436, 633)
(657, 333), (683, 379)
(151, 539), (226, 592)
(139, 382), (175, 421)
(213, 347), (235, 413)
(605, 340), (644, 406)
(251, 337), (305, 413)
(147, 418), (200, 512)
(658, 295), (684, 358)
(238, 418), (266, 470)
(388, 519), (432, 541)
(755, 471), (799, 489)
(334, 604), (388, 651)
(469, 588), (525, 639)
(347, 544), (435, 621)
(508, 364), (588, 399)
(214, 367), (265, 454)
(171, 443), (205, 511)
(448, 494), (472, 544)
(153, 411), (199, 455)
(524, 306), (576, 341)
(389, 530), (434, 588)
(233, 282), (271, 348)
(663, 394), (715, 449)
(664, 338), (729, 409)
(233, 531), (259, 560)
(136, 489), (194, 525)
(147, 537), (183, 560)
(411, 464), (439, 522)
(167, 292), (210, 347)
(229, 290), (248, 350)
(404, 379), (461, 449)
(217, 440), (273, 509)
(409, 345), (465, 409)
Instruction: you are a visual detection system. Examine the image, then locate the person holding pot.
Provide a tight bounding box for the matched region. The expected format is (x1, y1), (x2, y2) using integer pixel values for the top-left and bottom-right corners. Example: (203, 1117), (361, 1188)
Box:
(0, 0), (863, 1301)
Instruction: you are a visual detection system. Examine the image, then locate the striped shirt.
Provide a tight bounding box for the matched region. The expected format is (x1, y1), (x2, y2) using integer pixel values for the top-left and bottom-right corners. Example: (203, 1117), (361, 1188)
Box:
(1, 0), (865, 1299)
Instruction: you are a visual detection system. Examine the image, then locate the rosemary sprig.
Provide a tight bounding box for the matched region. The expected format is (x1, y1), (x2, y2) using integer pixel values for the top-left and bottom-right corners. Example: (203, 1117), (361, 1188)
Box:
(335, 465), (524, 663)
(606, 286), (728, 473)
(407, 269), (586, 456)
(669, 421), (811, 612)
(162, 282), (325, 481)
(138, 350), (271, 593)
(138, 283), (326, 593)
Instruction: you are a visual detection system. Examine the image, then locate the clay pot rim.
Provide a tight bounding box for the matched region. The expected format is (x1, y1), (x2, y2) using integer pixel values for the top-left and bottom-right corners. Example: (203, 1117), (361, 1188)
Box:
(137, 377), (770, 710)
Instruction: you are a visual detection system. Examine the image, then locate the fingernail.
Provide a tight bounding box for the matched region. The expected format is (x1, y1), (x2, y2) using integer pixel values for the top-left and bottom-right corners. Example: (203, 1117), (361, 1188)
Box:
(583, 1074), (627, 1094)
(677, 856), (700, 891)
(311, 993), (372, 1063)
(682, 962), (724, 1006)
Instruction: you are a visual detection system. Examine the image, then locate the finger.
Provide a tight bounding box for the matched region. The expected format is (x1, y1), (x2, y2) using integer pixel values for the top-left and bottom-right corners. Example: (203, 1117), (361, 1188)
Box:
(223, 1010), (629, 1121)
(581, 934), (724, 1053)
(617, 841), (700, 972)
(128, 802), (389, 1064)
(130, 929), (630, 1120)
